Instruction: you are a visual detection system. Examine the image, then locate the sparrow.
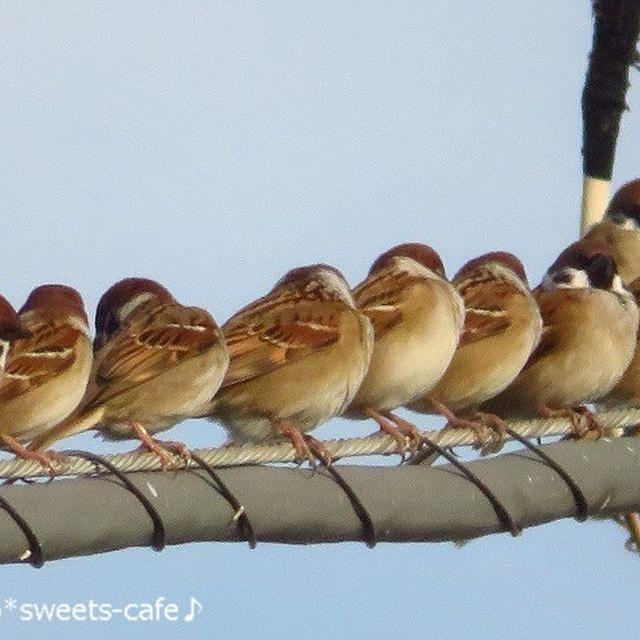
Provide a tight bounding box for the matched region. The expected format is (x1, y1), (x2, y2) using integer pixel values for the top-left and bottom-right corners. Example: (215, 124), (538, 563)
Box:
(0, 285), (93, 469)
(209, 264), (374, 460)
(407, 251), (542, 436)
(602, 276), (640, 551)
(0, 294), (30, 369)
(584, 178), (640, 284)
(588, 187), (640, 550)
(343, 243), (465, 450)
(30, 278), (229, 466)
(599, 275), (640, 408)
(482, 242), (638, 426)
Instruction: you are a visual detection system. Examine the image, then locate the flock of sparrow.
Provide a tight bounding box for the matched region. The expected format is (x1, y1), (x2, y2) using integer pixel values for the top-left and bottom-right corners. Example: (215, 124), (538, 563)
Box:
(2, 178), (640, 471)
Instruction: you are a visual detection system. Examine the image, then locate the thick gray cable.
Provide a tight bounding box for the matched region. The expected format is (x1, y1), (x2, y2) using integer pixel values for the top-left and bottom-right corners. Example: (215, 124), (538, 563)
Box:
(0, 407), (638, 479)
(1, 436), (640, 565)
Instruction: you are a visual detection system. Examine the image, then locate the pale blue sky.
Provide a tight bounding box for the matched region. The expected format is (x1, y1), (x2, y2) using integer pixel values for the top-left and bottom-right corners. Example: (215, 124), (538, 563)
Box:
(2, 2), (640, 639)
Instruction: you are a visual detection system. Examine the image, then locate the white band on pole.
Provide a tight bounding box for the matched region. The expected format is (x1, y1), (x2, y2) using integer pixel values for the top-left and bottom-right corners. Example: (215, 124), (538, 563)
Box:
(581, 175), (611, 236)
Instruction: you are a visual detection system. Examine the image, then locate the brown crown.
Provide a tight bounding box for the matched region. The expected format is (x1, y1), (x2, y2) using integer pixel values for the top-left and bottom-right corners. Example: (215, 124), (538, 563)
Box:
(369, 243), (445, 277)
(456, 251), (527, 283)
(605, 179), (640, 226)
(273, 263), (347, 291)
(20, 285), (88, 322)
(607, 179), (640, 211)
(95, 278), (173, 338)
(547, 239), (614, 272)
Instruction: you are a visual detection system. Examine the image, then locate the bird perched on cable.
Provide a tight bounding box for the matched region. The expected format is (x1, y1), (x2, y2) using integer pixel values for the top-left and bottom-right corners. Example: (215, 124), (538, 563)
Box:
(482, 241), (638, 427)
(581, 179), (640, 405)
(584, 178), (640, 284)
(407, 252), (542, 438)
(585, 180), (640, 553)
(0, 294), (29, 369)
(208, 264), (374, 460)
(0, 286), (93, 469)
(343, 243), (465, 450)
(581, 180), (640, 409)
(599, 275), (640, 409)
(30, 278), (229, 466)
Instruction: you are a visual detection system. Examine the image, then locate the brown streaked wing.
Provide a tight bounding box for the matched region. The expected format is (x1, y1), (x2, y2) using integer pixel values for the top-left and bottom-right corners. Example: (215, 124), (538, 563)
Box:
(458, 308), (511, 346)
(0, 321), (79, 402)
(221, 302), (341, 389)
(86, 303), (221, 408)
(353, 269), (407, 339)
(456, 275), (516, 346)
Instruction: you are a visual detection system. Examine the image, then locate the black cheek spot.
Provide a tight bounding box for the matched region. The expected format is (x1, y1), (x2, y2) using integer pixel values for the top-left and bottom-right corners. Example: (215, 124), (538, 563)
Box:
(552, 272), (572, 285)
(587, 254), (616, 290)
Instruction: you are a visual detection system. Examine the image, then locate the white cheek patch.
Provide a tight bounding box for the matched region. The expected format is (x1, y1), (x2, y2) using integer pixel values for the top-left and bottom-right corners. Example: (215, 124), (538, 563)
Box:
(621, 217), (639, 231)
(118, 292), (155, 322)
(317, 269), (355, 306)
(542, 267), (590, 290)
(611, 274), (629, 296)
(607, 213), (640, 231)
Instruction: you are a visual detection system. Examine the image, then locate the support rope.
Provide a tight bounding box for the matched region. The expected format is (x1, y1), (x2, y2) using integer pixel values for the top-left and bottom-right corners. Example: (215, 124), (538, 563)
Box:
(0, 407), (638, 480)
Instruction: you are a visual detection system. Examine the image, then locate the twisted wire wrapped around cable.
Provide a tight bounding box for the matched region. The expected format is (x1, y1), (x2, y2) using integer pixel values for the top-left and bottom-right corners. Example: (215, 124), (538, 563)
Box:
(0, 406), (638, 480)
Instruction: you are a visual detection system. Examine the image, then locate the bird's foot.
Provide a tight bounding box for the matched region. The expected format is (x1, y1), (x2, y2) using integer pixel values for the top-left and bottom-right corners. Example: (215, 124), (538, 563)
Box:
(1, 435), (58, 475)
(429, 399), (490, 450)
(132, 423), (187, 469)
(364, 408), (409, 460)
(385, 412), (425, 455)
(473, 412), (509, 454)
(539, 405), (602, 439)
